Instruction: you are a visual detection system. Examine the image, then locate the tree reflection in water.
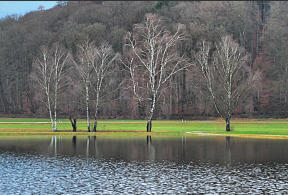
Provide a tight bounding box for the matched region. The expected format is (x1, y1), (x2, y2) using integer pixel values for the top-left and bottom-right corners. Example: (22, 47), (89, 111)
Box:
(72, 136), (77, 154)
(1, 136), (288, 164)
(146, 136), (155, 161)
(225, 136), (231, 166)
(49, 136), (57, 155)
(86, 136), (90, 159)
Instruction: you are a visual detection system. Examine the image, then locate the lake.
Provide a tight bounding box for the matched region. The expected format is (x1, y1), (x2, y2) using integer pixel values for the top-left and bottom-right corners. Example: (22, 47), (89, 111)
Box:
(0, 135), (288, 194)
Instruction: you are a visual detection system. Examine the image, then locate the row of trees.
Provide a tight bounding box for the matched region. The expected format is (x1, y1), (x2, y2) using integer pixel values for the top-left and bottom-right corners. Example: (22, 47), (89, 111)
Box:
(32, 14), (258, 132)
(32, 41), (118, 132)
(1, 1), (287, 128)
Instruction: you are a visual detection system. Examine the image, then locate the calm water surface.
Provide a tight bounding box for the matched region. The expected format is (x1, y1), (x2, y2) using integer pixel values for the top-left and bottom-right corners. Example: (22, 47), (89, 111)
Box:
(0, 135), (288, 194)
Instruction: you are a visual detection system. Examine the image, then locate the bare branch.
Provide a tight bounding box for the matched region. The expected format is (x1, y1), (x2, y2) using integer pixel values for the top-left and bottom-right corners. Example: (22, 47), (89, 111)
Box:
(122, 13), (190, 129)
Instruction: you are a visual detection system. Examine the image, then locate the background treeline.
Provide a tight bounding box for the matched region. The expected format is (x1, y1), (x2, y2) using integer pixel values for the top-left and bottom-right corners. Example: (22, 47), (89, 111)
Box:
(0, 1), (286, 119)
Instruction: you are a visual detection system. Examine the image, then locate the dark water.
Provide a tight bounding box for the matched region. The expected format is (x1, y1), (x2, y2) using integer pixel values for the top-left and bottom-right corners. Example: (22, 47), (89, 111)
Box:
(0, 135), (288, 194)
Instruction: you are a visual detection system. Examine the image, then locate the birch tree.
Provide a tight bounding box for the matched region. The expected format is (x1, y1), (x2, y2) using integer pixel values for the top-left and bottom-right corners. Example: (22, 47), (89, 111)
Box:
(72, 40), (94, 132)
(33, 43), (69, 131)
(72, 40), (118, 132)
(195, 35), (260, 131)
(90, 42), (119, 132)
(122, 13), (191, 132)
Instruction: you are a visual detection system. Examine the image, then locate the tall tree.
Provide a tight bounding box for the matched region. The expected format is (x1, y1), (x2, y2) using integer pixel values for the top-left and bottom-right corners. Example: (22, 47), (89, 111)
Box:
(194, 35), (260, 131)
(72, 40), (94, 132)
(90, 42), (119, 132)
(32, 43), (69, 131)
(122, 13), (191, 132)
(72, 40), (118, 132)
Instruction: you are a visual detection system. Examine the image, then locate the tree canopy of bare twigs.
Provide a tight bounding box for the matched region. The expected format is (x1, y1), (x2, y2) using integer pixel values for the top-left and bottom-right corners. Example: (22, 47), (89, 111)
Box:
(72, 40), (119, 132)
(32, 43), (69, 131)
(194, 35), (261, 131)
(90, 41), (119, 131)
(72, 40), (94, 132)
(122, 13), (191, 132)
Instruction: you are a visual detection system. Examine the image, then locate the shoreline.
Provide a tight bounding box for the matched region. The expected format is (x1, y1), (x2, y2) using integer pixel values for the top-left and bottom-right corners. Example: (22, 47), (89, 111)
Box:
(1, 118), (288, 139)
(0, 129), (288, 140)
(185, 131), (288, 140)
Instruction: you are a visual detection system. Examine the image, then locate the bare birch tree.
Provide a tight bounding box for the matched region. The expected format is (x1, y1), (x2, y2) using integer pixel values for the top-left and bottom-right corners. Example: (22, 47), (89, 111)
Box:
(72, 40), (94, 132)
(194, 35), (261, 131)
(90, 42), (119, 132)
(122, 13), (191, 132)
(72, 40), (118, 132)
(33, 43), (69, 131)
(33, 46), (54, 130)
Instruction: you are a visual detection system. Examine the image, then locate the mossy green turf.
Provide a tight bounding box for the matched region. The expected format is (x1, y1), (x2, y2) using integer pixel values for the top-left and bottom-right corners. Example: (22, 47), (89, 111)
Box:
(1, 118), (288, 136)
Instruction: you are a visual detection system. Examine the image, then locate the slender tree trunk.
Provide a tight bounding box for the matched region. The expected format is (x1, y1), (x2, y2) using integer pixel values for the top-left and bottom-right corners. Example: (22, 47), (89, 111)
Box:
(147, 94), (156, 132)
(146, 120), (152, 132)
(53, 83), (58, 132)
(93, 120), (98, 132)
(69, 116), (77, 132)
(53, 111), (57, 131)
(47, 92), (54, 131)
(169, 83), (173, 116)
(225, 117), (231, 132)
(85, 84), (90, 132)
(93, 92), (100, 132)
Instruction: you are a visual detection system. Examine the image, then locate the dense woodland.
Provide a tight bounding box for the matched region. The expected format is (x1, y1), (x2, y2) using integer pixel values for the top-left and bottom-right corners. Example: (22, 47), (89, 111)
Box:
(0, 1), (286, 120)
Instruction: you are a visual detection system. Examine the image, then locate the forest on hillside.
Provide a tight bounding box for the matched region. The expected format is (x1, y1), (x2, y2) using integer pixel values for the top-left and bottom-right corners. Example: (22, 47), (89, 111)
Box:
(0, 1), (286, 120)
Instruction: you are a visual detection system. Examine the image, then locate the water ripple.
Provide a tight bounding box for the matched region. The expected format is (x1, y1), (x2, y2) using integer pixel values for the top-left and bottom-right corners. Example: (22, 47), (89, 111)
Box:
(1, 152), (288, 194)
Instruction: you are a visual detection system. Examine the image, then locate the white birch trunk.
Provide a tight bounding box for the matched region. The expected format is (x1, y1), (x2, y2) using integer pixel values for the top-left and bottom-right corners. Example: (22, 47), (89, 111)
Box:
(147, 93), (156, 132)
(53, 81), (58, 132)
(93, 91), (99, 132)
(85, 84), (90, 132)
(35, 44), (68, 132)
(149, 93), (156, 121)
(46, 90), (54, 130)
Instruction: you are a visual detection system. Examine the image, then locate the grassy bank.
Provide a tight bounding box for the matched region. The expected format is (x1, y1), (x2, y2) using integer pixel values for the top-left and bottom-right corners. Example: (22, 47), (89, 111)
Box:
(0, 118), (288, 137)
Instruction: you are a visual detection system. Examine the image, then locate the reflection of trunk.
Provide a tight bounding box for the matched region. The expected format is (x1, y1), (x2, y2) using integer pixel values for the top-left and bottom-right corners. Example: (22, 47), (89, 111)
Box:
(225, 117), (231, 131)
(49, 136), (53, 151)
(72, 136), (77, 152)
(49, 136), (57, 155)
(225, 136), (231, 165)
(181, 136), (186, 161)
(86, 136), (90, 157)
(54, 136), (57, 155)
(93, 136), (99, 156)
(146, 135), (155, 161)
(69, 116), (77, 132)
(146, 135), (152, 145)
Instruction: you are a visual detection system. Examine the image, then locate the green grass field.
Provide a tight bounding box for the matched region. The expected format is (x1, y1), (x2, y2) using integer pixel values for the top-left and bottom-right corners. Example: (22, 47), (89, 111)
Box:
(1, 118), (288, 138)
